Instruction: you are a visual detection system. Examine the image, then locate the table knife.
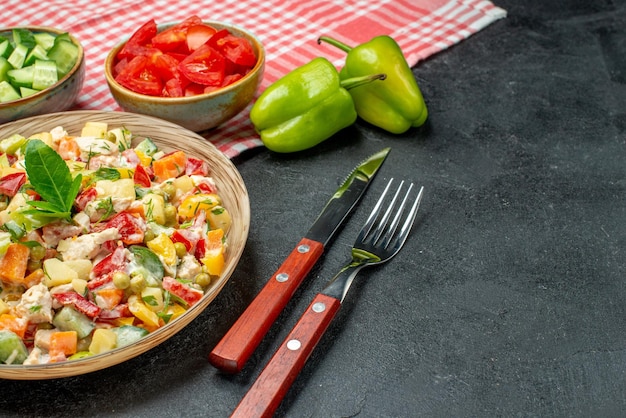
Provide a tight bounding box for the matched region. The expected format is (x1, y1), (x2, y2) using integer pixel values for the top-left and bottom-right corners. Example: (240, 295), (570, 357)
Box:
(209, 147), (390, 374)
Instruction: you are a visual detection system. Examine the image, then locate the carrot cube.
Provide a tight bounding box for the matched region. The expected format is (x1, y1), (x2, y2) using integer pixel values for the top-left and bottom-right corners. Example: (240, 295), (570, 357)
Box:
(152, 150), (186, 183)
(0, 243), (30, 286)
(49, 331), (78, 357)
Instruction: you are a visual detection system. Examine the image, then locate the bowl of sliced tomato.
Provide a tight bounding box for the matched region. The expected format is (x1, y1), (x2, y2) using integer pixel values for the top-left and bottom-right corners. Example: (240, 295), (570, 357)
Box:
(104, 16), (265, 132)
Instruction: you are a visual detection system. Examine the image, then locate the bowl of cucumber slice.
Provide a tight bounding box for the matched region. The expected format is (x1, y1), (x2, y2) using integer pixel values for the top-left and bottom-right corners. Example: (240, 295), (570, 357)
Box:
(0, 26), (85, 124)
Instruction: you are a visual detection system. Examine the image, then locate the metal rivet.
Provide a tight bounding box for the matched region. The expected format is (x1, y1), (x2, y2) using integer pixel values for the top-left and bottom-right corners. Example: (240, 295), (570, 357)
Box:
(276, 273), (289, 282)
(312, 302), (326, 313)
(297, 244), (310, 254)
(287, 339), (301, 351)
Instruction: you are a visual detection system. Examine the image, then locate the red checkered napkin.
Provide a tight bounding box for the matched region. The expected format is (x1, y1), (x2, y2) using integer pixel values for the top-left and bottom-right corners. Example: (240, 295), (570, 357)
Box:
(4, 0), (506, 158)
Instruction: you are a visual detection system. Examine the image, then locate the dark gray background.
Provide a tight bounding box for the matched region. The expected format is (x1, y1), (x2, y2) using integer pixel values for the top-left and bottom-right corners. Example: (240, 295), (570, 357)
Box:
(2, 0), (626, 416)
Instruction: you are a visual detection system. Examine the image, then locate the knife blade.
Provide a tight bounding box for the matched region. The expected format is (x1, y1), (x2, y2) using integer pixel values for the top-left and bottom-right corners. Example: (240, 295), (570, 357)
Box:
(209, 147), (390, 374)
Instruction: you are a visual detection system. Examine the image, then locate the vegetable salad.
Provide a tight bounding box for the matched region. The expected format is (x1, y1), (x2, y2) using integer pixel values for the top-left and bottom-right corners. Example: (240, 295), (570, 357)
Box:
(0, 121), (230, 364)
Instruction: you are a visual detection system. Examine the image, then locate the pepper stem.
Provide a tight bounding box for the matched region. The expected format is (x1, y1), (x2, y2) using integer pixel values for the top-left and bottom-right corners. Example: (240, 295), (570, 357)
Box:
(317, 36), (352, 53)
(340, 73), (386, 90)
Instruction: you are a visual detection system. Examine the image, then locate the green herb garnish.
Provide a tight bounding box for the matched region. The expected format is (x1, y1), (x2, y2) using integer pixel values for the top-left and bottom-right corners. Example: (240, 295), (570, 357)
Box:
(24, 139), (82, 221)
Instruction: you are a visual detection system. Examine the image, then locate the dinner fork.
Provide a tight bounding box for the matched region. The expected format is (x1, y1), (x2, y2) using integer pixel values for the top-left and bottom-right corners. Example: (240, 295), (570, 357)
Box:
(231, 178), (424, 418)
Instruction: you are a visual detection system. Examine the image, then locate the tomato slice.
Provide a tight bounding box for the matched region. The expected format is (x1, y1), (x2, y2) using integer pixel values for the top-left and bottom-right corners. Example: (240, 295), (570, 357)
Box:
(133, 164), (152, 188)
(115, 55), (163, 96)
(184, 83), (206, 96)
(179, 44), (226, 86)
(209, 29), (257, 67)
(151, 15), (203, 53)
(151, 53), (182, 81)
(117, 19), (158, 60)
(186, 24), (218, 52)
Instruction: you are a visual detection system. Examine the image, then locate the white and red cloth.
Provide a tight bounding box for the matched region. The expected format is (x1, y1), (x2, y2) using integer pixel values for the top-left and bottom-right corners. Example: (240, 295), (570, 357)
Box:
(3, 0), (506, 158)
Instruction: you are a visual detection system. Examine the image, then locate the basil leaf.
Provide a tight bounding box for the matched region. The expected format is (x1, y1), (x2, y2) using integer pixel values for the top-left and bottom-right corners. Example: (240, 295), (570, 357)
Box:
(24, 139), (81, 219)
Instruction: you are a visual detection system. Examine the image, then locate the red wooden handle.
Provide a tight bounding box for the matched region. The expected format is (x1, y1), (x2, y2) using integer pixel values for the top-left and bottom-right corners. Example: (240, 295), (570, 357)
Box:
(230, 293), (341, 418)
(209, 237), (324, 374)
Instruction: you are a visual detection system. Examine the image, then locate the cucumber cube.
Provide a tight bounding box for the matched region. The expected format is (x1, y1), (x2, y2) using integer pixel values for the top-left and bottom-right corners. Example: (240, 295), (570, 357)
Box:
(12, 28), (36, 49)
(32, 60), (58, 90)
(52, 306), (95, 340)
(0, 81), (20, 103)
(111, 325), (149, 348)
(33, 32), (56, 51)
(0, 40), (13, 59)
(0, 57), (11, 82)
(7, 66), (34, 89)
(20, 87), (38, 97)
(46, 40), (78, 77)
(0, 330), (28, 364)
(7, 44), (28, 69)
(24, 45), (49, 67)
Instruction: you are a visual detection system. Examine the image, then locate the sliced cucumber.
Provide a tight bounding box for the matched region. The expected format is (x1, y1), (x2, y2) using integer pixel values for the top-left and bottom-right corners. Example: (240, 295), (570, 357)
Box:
(0, 57), (11, 82)
(12, 28), (36, 49)
(33, 32), (56, 51)
(7, 66), (34, 88)
(7, 44), (28, 69)
(111, 325), (149, 348)
(0, 81), (20, 103)
(0, 330), (28, 364)
(32, 60), (58, 90)
(135, 137), (158, 156)
(0, 39), (13, 59)
(52, 306), (95, 340)
(46, 40), (78, 77)
(24, 44), (49, 67)
(20, 86), (38, 97)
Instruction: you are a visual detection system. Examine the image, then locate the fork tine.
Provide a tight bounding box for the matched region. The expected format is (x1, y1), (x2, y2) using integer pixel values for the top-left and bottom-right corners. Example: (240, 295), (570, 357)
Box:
(379, 182), (413, 249)
(388, 185), (424, 253)
(356, 178), (394, 243)
(371, 180), (405, 244)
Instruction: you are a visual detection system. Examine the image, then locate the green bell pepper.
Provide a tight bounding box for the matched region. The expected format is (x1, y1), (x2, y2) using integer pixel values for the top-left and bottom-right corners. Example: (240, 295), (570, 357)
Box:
(250, 57), (385, 153)
(318, 35), (428, 134)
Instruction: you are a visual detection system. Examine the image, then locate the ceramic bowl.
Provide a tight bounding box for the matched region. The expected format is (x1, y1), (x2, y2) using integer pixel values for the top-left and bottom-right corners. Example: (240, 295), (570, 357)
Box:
(0, 110), (250, 379)
(104, 21), (265, 132)
(0, 26), (85, 124)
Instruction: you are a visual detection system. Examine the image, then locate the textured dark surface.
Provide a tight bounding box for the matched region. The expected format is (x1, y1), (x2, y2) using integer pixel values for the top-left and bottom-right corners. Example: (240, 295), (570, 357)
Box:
(2, 1), (626, 416)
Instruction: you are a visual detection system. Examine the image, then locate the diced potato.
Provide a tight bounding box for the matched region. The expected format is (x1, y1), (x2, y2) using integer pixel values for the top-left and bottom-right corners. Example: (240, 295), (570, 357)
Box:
(173, 175), (194, 194)
(43, 258), (78, 288)
(81, 121), (108, 138)
(95, 178), (135, 201)
(28, 132), (54, 148)
(142, 193), (165, 225)
(71, 278), (88, 295)
(64, 259), (93, 280)
(89, 328), (117, 355)
(141, 287), (164, 312)
(207, 206), (232, 233)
